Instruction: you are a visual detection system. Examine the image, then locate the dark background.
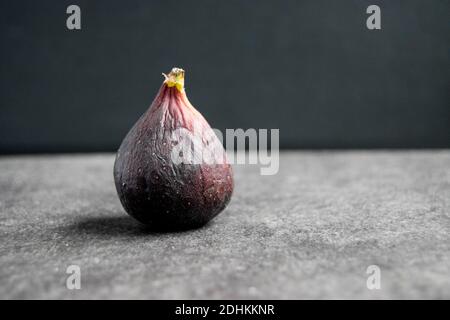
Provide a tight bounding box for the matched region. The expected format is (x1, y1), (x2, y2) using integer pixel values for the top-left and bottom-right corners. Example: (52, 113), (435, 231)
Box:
(0, 0), (449, 153)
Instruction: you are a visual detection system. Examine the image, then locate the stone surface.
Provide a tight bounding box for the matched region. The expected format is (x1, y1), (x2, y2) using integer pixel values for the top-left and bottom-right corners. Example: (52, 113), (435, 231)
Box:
(0, 151), (449, 299)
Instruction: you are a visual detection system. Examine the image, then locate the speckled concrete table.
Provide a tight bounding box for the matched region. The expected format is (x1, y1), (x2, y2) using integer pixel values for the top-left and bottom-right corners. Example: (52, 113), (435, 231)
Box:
(0, 151), (449, 299)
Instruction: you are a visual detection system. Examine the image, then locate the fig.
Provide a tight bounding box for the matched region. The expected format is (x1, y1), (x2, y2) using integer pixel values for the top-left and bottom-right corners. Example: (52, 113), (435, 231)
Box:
(114, 68), (233, 230)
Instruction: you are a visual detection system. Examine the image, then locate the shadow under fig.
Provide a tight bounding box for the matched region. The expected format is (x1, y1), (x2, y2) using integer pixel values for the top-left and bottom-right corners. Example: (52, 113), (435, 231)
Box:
(63, 214), (211, 238)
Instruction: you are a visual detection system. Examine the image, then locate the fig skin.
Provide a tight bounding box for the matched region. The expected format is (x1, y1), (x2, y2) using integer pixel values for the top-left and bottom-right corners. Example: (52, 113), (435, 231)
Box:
(114, 69), (233, 230)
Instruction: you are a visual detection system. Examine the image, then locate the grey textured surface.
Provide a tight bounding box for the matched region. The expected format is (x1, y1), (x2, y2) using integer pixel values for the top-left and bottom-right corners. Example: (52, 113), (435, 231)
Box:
(0, 151), (449, 299)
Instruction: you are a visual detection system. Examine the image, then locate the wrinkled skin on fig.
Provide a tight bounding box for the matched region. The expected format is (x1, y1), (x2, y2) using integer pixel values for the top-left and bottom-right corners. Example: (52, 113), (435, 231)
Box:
(114, 84), (233, 230)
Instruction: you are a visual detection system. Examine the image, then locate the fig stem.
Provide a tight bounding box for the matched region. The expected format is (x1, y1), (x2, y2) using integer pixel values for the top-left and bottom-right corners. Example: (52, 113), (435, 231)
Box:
(162, 67), (185, 92)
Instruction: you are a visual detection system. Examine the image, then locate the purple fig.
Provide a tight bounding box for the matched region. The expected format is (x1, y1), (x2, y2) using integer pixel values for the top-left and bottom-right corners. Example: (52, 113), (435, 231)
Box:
(114, 68), (233, 230)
